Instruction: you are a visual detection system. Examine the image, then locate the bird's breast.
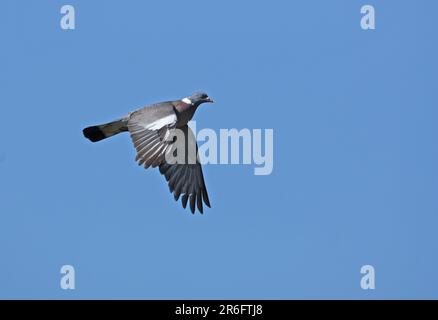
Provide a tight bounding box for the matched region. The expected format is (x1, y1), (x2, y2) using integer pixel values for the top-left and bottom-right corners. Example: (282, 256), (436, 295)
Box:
(175, 103), (197, 127)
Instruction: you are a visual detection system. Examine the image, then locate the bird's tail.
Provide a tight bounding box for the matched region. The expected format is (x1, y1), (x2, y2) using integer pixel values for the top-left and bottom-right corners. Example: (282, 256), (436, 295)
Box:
(83, 119), (128, 142)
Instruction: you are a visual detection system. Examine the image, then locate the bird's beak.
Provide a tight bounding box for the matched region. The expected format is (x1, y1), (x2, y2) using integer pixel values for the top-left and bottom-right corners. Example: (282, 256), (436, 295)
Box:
(206, 98), (215, 103)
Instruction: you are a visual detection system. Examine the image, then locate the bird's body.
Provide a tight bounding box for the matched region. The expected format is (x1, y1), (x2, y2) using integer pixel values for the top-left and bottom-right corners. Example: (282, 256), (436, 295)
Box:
(83, 92), (214, 214)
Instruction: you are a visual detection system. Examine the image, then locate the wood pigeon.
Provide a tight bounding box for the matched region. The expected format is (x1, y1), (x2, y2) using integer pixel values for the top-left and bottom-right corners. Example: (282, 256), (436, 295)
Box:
(83, 92), (214, 214)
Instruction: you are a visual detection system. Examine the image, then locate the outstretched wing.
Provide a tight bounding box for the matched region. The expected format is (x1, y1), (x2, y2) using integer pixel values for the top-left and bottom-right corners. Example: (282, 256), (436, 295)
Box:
(127, 105), (177, 169)
(159, 125), (211, 214)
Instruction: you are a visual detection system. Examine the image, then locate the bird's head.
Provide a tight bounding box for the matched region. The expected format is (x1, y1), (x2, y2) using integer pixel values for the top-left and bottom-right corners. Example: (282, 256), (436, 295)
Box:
(183, 92), (214, 107)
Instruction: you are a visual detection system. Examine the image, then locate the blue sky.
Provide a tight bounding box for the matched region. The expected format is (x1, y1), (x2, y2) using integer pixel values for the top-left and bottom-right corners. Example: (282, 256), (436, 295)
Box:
(0, 0), (437, 299)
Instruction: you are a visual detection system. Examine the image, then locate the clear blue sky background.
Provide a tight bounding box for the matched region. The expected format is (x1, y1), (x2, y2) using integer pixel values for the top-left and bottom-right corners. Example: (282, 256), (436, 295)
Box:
(0, 0), (437, 299)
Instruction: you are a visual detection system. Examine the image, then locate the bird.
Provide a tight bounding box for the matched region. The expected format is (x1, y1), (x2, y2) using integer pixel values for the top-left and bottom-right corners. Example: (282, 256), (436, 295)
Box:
(82, 92), (214, 214)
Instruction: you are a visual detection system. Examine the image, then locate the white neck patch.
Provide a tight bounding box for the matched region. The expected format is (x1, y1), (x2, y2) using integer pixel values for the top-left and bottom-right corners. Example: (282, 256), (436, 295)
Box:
(182, 97), (193, 105)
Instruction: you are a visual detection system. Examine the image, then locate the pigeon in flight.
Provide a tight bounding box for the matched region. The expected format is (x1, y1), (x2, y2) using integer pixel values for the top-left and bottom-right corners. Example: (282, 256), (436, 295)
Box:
(83, 92), (214, 214)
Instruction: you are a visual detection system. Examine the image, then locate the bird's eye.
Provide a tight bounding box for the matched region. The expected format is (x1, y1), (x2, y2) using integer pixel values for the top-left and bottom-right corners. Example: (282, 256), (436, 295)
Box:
(201, 94), (208, 99)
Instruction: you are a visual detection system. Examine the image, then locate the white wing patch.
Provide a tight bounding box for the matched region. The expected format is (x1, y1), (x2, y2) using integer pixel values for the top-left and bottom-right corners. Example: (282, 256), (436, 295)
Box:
(144, 114), (177, 130)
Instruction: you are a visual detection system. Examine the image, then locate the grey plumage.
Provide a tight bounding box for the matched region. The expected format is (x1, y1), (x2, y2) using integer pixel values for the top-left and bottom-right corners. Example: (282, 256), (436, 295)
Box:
(83, 92), (214, 214)
(82, 117), (129, 142)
